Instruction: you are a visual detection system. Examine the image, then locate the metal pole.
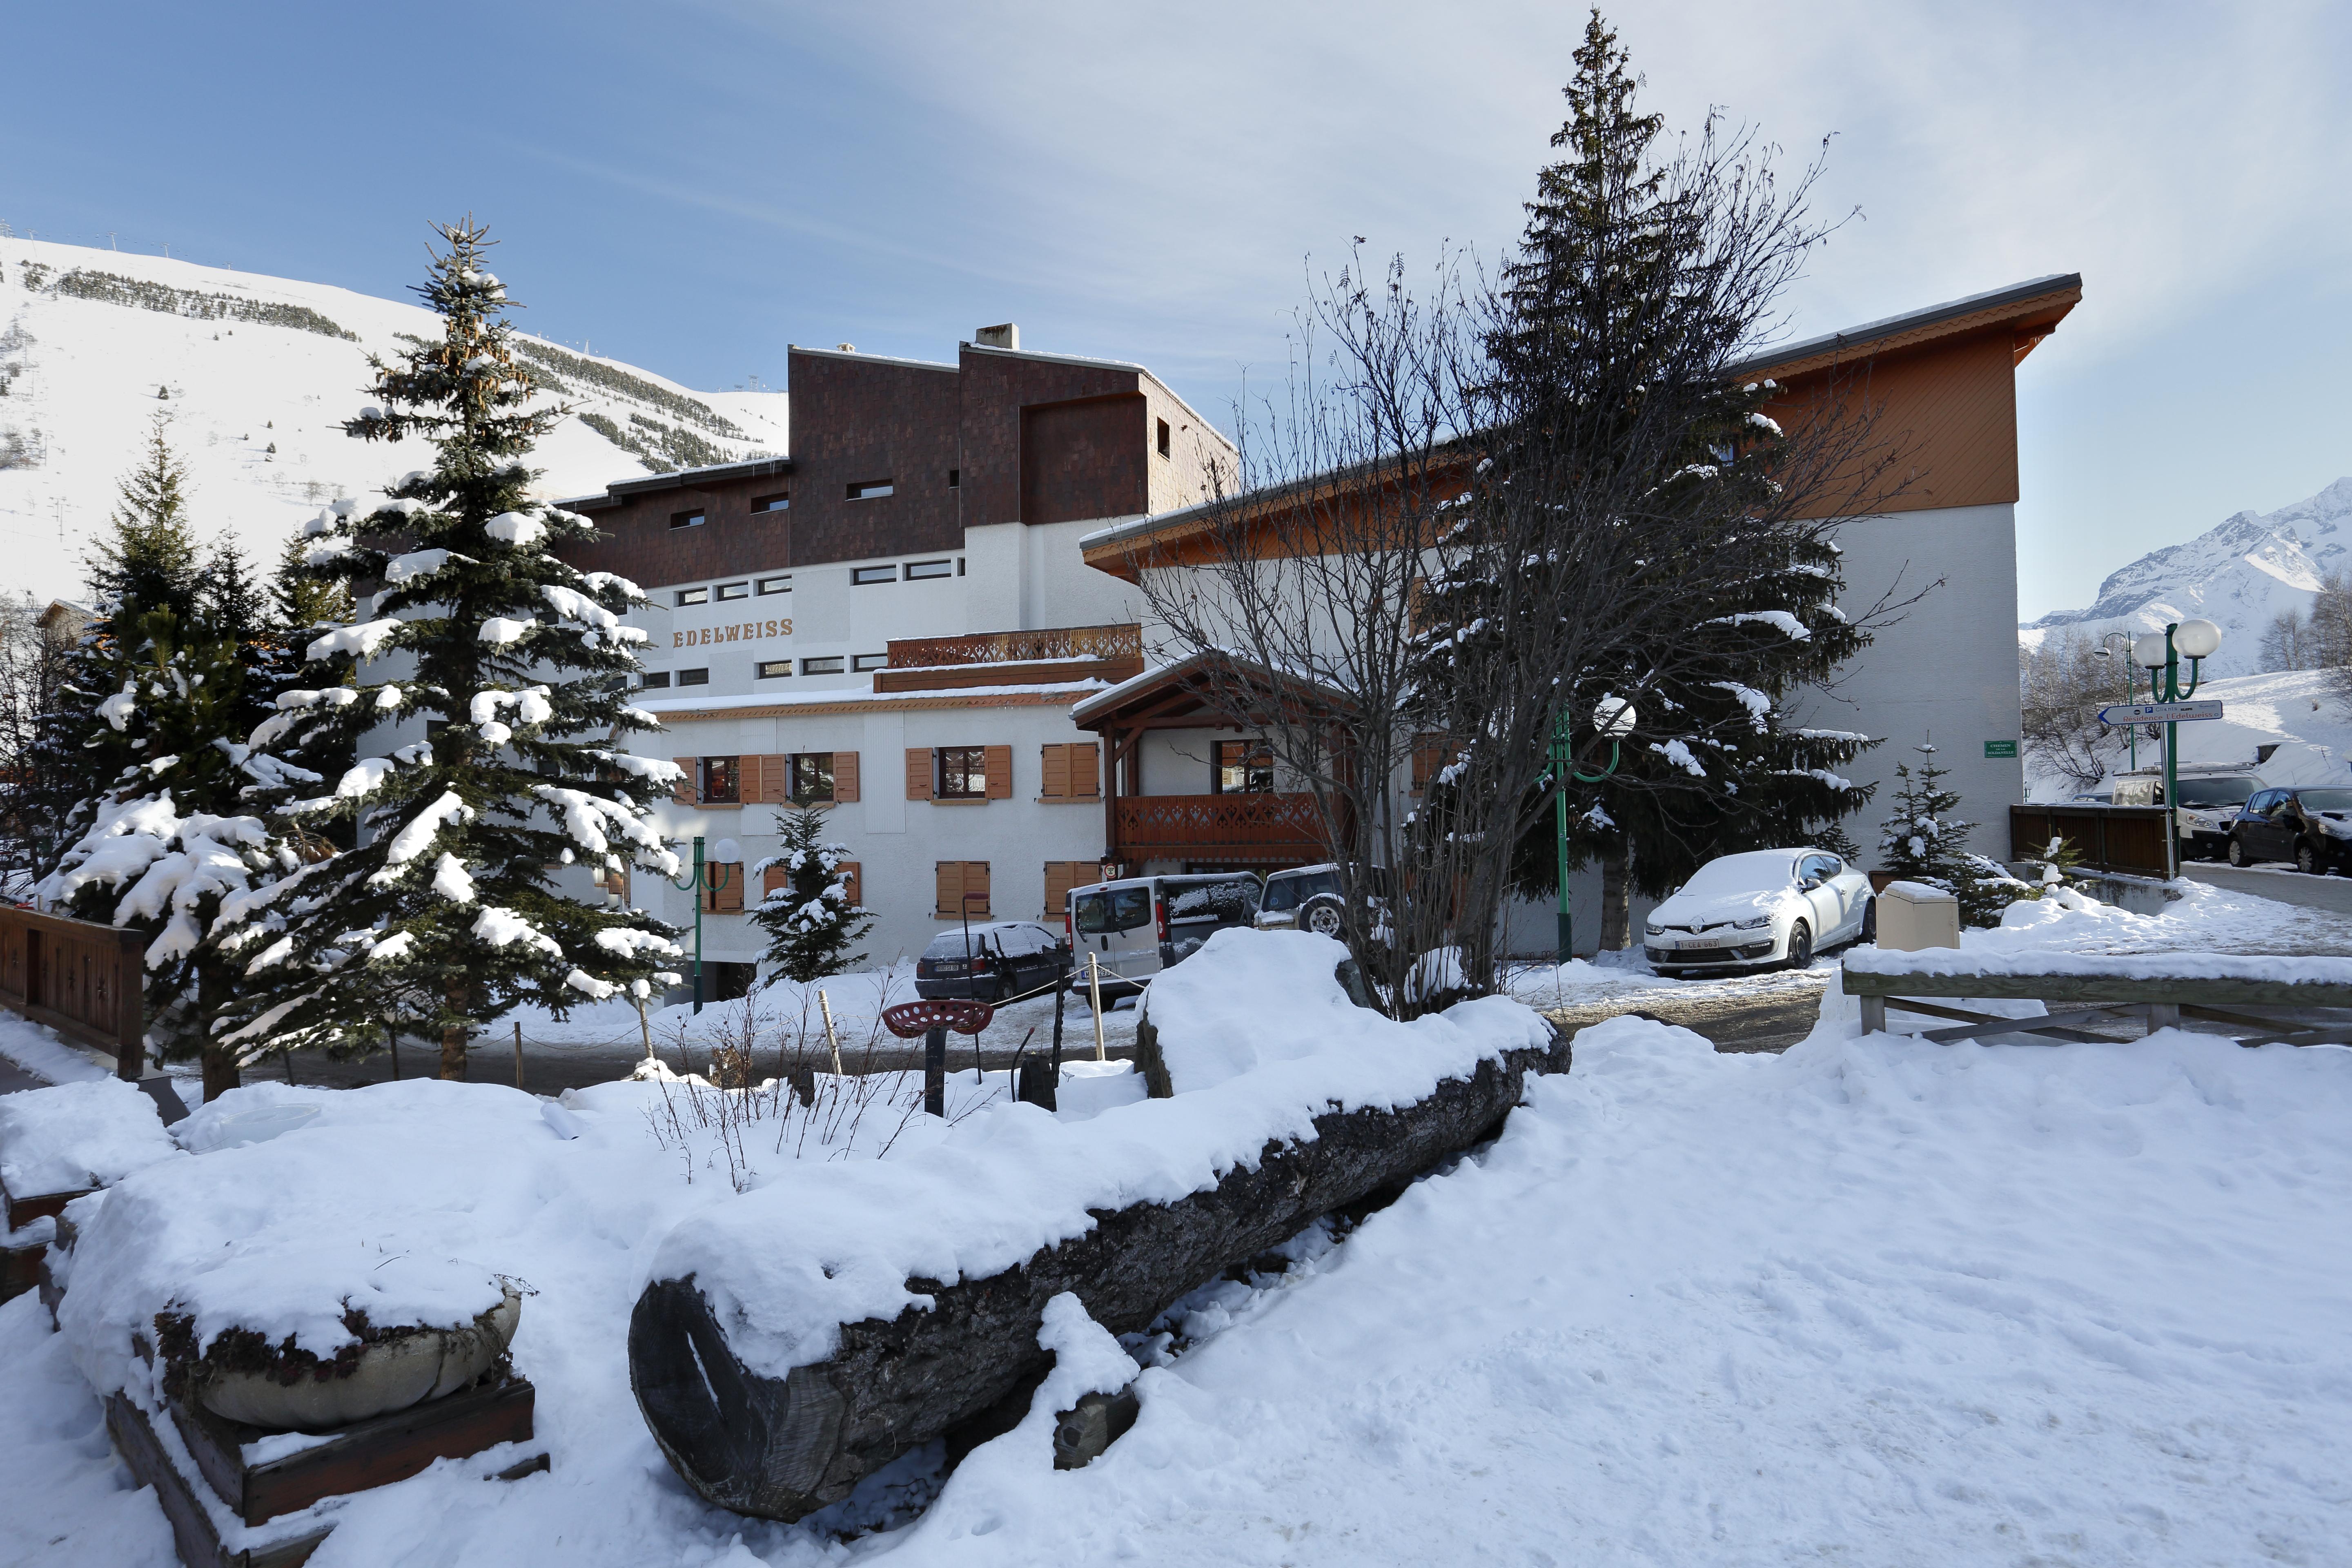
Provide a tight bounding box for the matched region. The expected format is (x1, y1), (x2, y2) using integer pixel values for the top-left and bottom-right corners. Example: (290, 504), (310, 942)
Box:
(691, 836), (706, 1013)
(1554, 785), (1573, 964)
(1051, 952), (1067, 1077)
(1086, 951), (1107, 1062)
(923, 1025), (946, 1117)
(512, 1020), (526, 1090)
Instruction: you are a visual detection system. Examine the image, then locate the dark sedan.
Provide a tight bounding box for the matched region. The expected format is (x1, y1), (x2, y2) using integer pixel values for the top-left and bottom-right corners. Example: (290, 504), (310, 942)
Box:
(913, 921), (1071, 1003)
(2227, 786), (2352, 874)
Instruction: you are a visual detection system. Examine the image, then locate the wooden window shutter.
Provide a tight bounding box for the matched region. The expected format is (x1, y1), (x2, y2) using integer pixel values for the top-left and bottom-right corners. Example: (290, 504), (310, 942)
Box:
(708, 866), (745, 913)
(935, 861), (988, 916)
(762, 863), (790, 898)
(968, 860), (990, 914)
(906, 748), (933, 800)
(934, 861), (959, 916)
(834, 750), (860, 803)
(755, 754), (788, 804)
(1071, 742), (1100, 798)
(1041, 744), (1070, 800)
(672, 757), (697, 806)
(1045, 860), (1087, 916)
(984, 744), (1013, 799)
(1410, 733), (1448, 795)
(840, 860), (862, 907)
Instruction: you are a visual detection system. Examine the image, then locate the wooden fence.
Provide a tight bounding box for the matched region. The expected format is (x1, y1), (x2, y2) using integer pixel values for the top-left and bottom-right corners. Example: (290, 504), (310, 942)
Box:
(0, 906), (144, 1078)
(2008, 803), (2172, 878)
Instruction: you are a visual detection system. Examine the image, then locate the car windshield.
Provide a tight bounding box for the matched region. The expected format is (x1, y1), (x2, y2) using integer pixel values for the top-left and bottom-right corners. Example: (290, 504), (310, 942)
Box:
(1262, 869), (1340, 913)
(1677, 852), (1798, 900)
(2295, 789), (2352, 812)
(1073, 886), (1153, 933)
(2174, 778), (2258, 807)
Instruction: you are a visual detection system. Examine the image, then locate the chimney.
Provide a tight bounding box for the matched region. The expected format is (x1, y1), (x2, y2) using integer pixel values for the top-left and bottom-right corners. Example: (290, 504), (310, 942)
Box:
(974, 323), (1019, 350)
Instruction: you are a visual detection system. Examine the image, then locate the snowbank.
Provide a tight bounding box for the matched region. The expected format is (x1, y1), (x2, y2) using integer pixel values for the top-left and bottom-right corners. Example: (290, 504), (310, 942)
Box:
(648, 933), (1554, 1380)
(0, 1078), (180, 1200)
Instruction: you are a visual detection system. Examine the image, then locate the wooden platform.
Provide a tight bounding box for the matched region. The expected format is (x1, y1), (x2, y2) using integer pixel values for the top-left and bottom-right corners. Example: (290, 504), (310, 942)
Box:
(106, 1374), (545, 1568)
(1842, 962), (2352, 1045)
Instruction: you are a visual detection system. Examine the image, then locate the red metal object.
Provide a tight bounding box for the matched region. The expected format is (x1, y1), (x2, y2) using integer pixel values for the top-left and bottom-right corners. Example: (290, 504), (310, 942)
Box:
(880, 999), (995, 1039)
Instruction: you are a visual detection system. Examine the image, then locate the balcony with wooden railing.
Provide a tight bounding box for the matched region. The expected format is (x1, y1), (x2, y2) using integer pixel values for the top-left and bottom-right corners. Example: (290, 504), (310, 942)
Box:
(875, 623), (1146, 693)
(1110, 791), (1341, 866)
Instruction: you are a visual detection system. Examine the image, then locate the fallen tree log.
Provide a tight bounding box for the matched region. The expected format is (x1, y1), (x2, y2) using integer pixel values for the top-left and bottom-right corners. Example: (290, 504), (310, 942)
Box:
(628, 1024), (1566, 1521)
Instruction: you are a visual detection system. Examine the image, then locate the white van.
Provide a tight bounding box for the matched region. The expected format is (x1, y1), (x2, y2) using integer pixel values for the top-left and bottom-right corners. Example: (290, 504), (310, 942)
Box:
(1065, 873), (1262, 1000)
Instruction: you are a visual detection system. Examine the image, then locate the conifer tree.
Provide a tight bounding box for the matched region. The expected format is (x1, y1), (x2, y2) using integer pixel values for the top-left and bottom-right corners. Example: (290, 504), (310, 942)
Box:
(212, 220), (684, 1077)
(24, 417), (206, 870)
(36, 606), (324, 1096)
(749, 806), (874, 984)
(1875, 742), (2017, 927)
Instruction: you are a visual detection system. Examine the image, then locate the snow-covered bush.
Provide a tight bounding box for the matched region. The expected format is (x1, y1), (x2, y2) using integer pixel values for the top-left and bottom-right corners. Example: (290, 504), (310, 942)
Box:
(749, 805), (874, 984)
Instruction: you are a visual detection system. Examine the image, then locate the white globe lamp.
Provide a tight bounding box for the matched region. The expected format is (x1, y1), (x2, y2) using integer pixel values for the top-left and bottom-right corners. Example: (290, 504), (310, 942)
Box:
(2131, 631), (2169, 668)
(2173, 619), (2222, 660)
(1595, 695), (1638, 737)
(710, 837), (743, 865)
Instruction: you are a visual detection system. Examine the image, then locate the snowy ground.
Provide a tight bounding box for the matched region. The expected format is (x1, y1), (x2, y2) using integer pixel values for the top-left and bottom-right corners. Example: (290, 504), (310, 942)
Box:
(3, 890), (2348, 1565)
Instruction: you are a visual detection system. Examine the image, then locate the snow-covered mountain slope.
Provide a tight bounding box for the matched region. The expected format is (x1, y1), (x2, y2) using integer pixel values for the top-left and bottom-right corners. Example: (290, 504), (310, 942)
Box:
(2019, 478), (2352, 677)
(0, 238), (786, 604)
(2022, 667), (2352, 801)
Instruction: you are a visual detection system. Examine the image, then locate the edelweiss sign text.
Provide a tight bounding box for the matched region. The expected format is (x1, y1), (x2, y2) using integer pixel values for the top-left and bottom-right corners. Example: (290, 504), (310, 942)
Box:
(675, 618), (792, 648)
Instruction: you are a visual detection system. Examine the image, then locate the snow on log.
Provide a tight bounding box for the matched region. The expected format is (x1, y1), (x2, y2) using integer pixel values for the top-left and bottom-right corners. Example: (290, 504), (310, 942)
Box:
(627, 931), (1567, 1521)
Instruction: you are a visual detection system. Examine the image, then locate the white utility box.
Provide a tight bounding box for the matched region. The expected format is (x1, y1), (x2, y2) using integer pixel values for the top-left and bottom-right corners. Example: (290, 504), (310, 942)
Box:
(1877, 880), (1960, 951)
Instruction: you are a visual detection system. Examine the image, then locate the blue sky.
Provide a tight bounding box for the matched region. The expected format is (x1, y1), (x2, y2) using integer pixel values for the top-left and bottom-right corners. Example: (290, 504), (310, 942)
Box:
(8, 0), (2349, 618)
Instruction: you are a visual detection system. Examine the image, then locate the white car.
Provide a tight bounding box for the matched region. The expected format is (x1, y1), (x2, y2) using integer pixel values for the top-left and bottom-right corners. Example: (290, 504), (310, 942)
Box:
(1642, 848), (1875, 976)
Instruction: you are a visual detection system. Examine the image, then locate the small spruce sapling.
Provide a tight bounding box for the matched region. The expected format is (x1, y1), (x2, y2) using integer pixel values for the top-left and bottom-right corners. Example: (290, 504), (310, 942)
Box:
(749, 806), (874, 984)
(1875, 742), (2023, 927)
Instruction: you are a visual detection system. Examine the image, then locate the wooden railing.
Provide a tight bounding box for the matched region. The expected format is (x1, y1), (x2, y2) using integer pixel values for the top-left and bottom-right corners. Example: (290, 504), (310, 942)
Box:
(1112, 792), (1338, 864)
(885, 624), (1143, 670)
(0, 906), (145, 1078)
(2008, 803), (2172, 878)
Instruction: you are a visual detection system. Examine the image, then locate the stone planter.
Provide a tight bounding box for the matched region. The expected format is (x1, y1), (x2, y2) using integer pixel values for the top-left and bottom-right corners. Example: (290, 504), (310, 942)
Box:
(189, 1287), (523, 1433)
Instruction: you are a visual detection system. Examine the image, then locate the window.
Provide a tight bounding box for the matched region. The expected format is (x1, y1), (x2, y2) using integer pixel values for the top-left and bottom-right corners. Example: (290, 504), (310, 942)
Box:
(947, 468), (960, 488)
(938, 746), (988, 800)
(751, 493), (790, 513)
(935, 861), (990, 919)
(801, 655), (845, 676)
(1040, 743), (1100, 800)
(675, 587), (709, 606)
(906, 559), (953, 581)
(1215, 739), (1274, 794)
(852, 565), (896, 586)
(957, 557), (966, 576)
(755, 659), (790, 679)
(700, 756), (741, 804)
(1156, 418), (1171, 458)
(852, 653), (889, 672)
(847, 479), (895, 501)
(1074, 885), (1152, 933)
(677, 668), (710, 686)
(790, 752), (835, 804)
(716, 581), (749, 601)
(756, 575), (791, 595)
(639, 670), (672, 690)
(670, 509), (706, 530)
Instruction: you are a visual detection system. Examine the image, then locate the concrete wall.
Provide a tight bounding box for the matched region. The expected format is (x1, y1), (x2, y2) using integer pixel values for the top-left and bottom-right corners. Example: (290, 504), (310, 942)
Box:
(1787, 500), (2026, 864)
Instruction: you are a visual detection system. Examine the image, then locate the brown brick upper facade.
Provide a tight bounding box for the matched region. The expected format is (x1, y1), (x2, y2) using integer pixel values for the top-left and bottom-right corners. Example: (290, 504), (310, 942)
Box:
(552, 337), (1234, 592)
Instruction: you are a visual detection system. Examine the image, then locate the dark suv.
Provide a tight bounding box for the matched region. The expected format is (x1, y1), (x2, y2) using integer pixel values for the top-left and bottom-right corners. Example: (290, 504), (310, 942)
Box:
(2226, 787), (2352, 874)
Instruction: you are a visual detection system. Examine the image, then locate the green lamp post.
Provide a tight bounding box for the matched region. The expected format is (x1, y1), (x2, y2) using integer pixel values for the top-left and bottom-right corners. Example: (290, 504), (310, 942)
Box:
(2129, 618), (2222, 878)
(668, 834), (739, 1013)
(1551, 694), (1637, 964)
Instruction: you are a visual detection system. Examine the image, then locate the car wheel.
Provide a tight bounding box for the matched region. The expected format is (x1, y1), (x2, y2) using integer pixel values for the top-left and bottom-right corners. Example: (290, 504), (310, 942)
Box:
(1859, 898), (1878, 944)
(1784, 920), (1813, 971)
(2297, 843), (2319, 875)
(2227, 835), (2248, 868)
(1301, 895), (1347, 938)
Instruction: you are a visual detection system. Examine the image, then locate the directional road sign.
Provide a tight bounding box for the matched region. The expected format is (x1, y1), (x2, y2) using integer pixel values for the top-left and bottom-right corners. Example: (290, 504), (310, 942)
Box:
(2096, 700), (2224, 725)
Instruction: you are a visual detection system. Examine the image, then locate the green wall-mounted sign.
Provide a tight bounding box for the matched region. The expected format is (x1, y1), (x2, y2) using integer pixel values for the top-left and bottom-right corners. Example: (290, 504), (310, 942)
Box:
(1984, 739), (2018, 759)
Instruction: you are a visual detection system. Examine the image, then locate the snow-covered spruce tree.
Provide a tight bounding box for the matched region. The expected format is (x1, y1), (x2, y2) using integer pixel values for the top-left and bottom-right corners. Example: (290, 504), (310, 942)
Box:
(211, 220), (684, 1077)
(749, 806), (875, 984)
(24, 417), (205, 873)
(36, 605), (325, 1096)
(1875, 743), (2020, 927)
